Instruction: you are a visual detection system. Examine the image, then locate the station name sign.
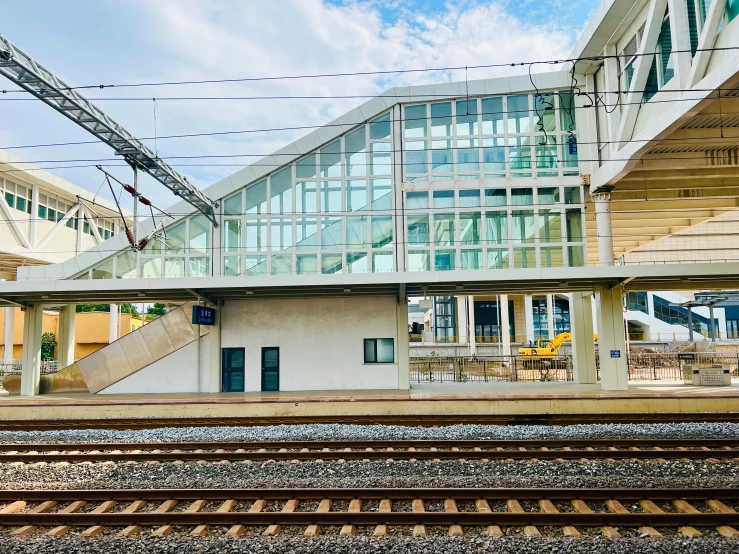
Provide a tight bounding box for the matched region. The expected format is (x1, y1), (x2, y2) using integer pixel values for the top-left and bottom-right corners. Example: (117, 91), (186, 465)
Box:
(192, 305), (217, 326)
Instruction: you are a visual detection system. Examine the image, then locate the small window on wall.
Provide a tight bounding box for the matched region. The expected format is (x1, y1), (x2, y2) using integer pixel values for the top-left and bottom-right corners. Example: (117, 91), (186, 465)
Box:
(364, 338), (394, 364)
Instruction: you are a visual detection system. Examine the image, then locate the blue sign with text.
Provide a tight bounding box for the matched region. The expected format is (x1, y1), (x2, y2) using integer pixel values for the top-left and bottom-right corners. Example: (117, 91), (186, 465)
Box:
(192, 305), (216, 326)
(610, 350), (621, 358)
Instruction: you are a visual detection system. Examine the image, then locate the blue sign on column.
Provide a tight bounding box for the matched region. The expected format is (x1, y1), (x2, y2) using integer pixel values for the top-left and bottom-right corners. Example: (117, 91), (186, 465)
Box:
(192, 305), (216, 326)
(610, 350), (621, 358)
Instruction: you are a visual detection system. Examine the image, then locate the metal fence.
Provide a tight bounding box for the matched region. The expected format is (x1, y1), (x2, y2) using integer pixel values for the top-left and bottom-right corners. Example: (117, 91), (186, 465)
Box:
(625, 352), (739, 380)
(410, 355), (573, 383)
(0, 360), (59, 377)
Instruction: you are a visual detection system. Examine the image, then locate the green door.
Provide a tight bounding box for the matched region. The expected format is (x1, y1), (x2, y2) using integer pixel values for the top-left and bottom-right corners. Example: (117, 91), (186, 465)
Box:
(221, 348), (245, 392)
(261, 347), (279, 392)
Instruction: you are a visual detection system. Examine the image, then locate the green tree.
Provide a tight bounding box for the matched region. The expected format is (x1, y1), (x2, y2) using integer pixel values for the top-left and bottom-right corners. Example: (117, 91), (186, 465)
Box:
(41, 332), (57, 361)
(147, 303), (167, 317)
(76, 304), (140, 317)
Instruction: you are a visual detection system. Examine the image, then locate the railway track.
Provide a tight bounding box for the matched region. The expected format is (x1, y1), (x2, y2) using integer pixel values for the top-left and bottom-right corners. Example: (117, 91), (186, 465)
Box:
(1, 438), (738, 462)
(0, 412), (737, 430)
(0, 488), (737, 538)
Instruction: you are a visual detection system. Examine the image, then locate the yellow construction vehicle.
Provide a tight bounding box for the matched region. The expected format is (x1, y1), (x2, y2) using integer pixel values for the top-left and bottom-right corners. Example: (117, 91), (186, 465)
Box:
(518, 332), (598, 368)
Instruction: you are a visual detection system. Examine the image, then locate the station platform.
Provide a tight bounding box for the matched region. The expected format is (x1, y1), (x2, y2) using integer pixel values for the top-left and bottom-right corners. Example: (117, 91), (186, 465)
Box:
(0, 381), (738, 423)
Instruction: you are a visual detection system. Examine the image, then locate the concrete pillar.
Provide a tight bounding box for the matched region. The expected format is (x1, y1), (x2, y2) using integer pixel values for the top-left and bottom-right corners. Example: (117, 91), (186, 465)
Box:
(20, 304), (43, 396)
(687, 307), (694, 342)
(524, 294), (535, 343)
(500, 294), (511, 356)
(57, 305), (76, 368)
(596, 287), (628, 391)
(456, 296), (468, 344)
(109, 304), (119, 343)
(546, 294), (555, 340)
(3, 307), (15, 361)
(709, 305), (716, 342)
(396, 299), (410, 389)
(570, 292), (597, 384)
(206, 304), (222, 393)
(468, 296), (477, 356)
(593, 192), (614, 266)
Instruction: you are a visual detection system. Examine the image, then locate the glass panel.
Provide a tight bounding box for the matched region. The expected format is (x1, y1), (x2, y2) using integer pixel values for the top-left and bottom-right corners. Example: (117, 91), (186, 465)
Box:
(561, 135), (579, 173)
(406, 191), (429, 210)
(405, 105), (427, 138)
(511, 188), (533, 205)
(377, 338), (394, 363)
(484, 189), (506, 206)
(345, 125), (366, 177)
(659, 17), (674, 85)
(433, 190), (454, 209)
(271, 254), (292, 275)
(371, 216), (393, 248)
(224, 220), (242, 253)
(459, 212), (481, 245)
(346, 180), (367, 211)
(346, 216), (368, 248)
(347, 252), (368, 273)
(92, 259), (113, 280)
(270, 167), (292, 214)
(481, 97), (504, 134)
(245, 256), (267, 276)
(223, 192), (242, 216)
(296, 154), (317, 179)
(559, 91), (577, 132)
(431, 102), (452, 136)
(507, 94), (530, 134)
(296, 181), (317, 214)
(456, 138), (479, 172)
(487, 248), (509, 269)
(321, 180), (342, 212)
(539, 210), (562, 243)
(322, 253), (343, 274)
(512, 210), (535, 243)
(533, 92), (556, 133)
(566, 209), (584, 242)
(535, 135), (558, 176)
(461, 249), (482, 270)
(482, 137), (505, 172)
(246, 219), (267, 251)
(486, 211), (508, 245)
(538, 187), (559, 204)
(405, 141), (427, 174)
(116, 251), (136, 279)
(164, 257), (185, 278)
(407, 215), (429, 246)
(321, 217), (342, 250)
(456, 99), (478, 135)
(320, 139), (342, 178)
(223, 256), (240, 276)
(458, 189), (480, 207)
(370, 179), (392, 210)
(370, 143), (391, 176)
(297, 254), (318, 275)
(408, 250), (430, 272)
(568, 245), (585, 267)
(434, 213), (455, 246)
(245, 179), (267, 215)
(509, 137), (532, 173)
(142, 236), (162, 254)
(189, 257), (210, 277)
(165, 222), (186, 254)
(435, 250), (456, 271)
(270, 218), (292, 250)
(542, 247), (564, 268)
(296, 217), (318, 250)
(140, 258), (161, 278)
(189, 215), (211, 254)
(372, 251), (393, 272)
(370, 113), (391, 140)
(513, 247), (536, 268)
(564, 187), (581, 204)
(431, 140), (452, 174)
(364, 339), (376, 363)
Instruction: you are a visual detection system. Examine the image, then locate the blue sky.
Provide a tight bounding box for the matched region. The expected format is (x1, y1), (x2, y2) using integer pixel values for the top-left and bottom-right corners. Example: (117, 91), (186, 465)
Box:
(0, 0), (599, 210)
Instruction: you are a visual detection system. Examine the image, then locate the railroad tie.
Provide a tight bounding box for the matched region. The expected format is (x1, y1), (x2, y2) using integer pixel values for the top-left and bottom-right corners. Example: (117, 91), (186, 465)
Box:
(475, 499), (503, 537)
(304, 498), (332, 537)
(607, 500), (660, 538)
(706, 499), (739, 538)
(150, 500), (179, 537)
(571, 499), (620, 539)
(117, 500), (149, 537)
(191, 499), (235, 537)
(10, 501), (57, 537)
(264, 498), (299, 536)
(374, 498), (392, 537)
(228, 499), (265, 537)
(180, 499), (210, 537)
(46, 501), (87, 537)
(340, 499), (362, 536)
(444, 498), (464, 537)
(506, 499), (539, 537)
(671, 500), (703, 537)
(412, 499), (428, 537)
(538, 499), (579, 537)
(78, 501), (118, 538)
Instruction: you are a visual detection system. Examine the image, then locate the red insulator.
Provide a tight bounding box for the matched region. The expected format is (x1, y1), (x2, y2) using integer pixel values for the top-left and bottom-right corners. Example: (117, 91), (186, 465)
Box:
(138, 196), (151, 206)
(125, 228), (135, 245)
(138, 238), (149, 250)
(123, 184), (136, 195)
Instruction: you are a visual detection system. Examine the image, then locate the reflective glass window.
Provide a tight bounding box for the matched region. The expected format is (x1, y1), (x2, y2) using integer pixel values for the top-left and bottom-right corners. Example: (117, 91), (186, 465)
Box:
(347, 252), (368, 273)
(92, 259), (113, 280)
(435, 250), (456, 271)
(271, 218), (292, 250)
(140, 258), (162, 278)
(346, 216), (368, 248)
(370, 143), (391, 176)
(245, 179), (267, 215)
(458, 189), (480, 207)
(406, 141), (427, 174)
(371, 216), (393, 248)
(456, 99), (478, 136)
(484, 189), (507, 206)
(296, 218), (318, 250)
(270, 167), (292, 214)
(431, 102), (452, 136)
(345, 126), (367, 177)
(507, 95), (530, 134)
(408, 250), (430, 272)
(370, 113), (391, 140)
(481, 97), (504, 134)
(321, 180), (342, 212)
(405, 105), (427, 138)
(487, 248), (509, 269)
(372, 251), (393, 273)
(566, 209), (584, 242)
(433, 190), (455, 209)
(297, 254), (318, 275)
(321, 217), (342, 250)
(165, 258), (185, 278)
(165, 222), (186, 254)
(320, 140), (342, 178)
(482, 137), (505, 172)
(296, 154), (317, 179)
(189, 215), (211, 254)
(459, 212), (481, 245)
(346, 180), (367, 211)
(189, 257), (210, 277)
(370, 179), (392, 210)
(406, 191), (429, 210)
(486, 211), (508, 245)
(511, 188), (533, 206)
(224, 192), (242, 216)
(407, 215), (429, 246)
(512, 210), (535, 243)
(246, 220), (267, 251)
(245, 256), (267, 275)
(322, 253), (343, 274)
(296, 181), (317, 214)
(431, 140), (452, 174)
(223, 256), (240, 277)
(224, 219), (242, 252)
(456, 138), (479, 172)
(542, 246), (564, 268)
(434, 213), (455, 246)
(539, 210), (562, 243)
(461, 249), (482, 270)
(271, 254), (293, 275)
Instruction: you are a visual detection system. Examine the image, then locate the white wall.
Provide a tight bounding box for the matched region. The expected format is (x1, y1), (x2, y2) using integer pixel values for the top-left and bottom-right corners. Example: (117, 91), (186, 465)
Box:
(222, 296), (400, 392)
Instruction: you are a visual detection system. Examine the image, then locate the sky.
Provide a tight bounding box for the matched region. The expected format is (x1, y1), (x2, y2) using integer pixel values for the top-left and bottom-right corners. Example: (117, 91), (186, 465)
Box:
(0, 0), (599, 212)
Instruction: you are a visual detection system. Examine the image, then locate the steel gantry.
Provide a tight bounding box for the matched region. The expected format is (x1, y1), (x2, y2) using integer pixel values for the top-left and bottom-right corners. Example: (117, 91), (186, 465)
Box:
(0, 33), (218, 227)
